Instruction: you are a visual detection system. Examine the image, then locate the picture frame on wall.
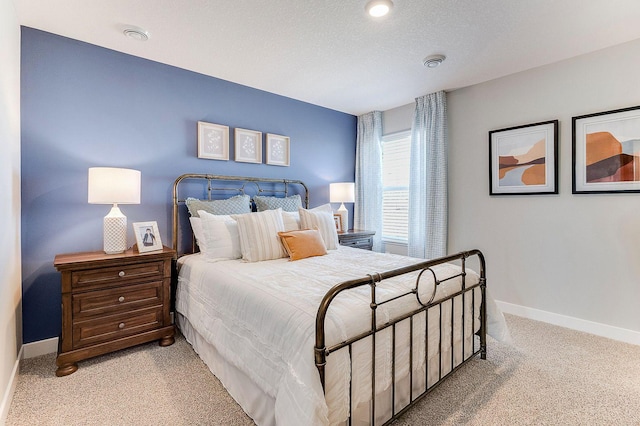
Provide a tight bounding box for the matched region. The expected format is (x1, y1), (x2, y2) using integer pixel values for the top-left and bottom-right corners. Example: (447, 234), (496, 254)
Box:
(572, 105), (640, 194)
(234, 128), (262, 163)
(133, 221), (163, 253)
(197, 121), (229, 160)
(489, 120), (559, 195)
(266, 133), (290, 166)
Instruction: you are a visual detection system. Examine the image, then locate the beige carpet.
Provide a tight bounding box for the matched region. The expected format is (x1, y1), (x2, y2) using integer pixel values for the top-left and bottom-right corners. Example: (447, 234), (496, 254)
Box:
(6, 315), (640, 425)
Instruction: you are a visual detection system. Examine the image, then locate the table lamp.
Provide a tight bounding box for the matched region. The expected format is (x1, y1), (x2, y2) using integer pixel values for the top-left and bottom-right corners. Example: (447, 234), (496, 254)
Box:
(88, 167), (141, 254)
(330, 182), (355, 232)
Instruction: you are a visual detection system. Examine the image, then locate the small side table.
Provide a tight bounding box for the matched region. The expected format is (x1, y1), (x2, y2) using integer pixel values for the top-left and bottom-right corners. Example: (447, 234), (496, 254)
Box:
(337, 229), (375, 251)
(53, 246), (175, 376)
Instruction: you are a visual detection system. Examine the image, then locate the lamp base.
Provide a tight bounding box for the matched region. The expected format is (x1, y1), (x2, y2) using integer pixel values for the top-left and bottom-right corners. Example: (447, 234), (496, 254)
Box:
(103, 205), (127, 254)
(337, 203), (348, 232)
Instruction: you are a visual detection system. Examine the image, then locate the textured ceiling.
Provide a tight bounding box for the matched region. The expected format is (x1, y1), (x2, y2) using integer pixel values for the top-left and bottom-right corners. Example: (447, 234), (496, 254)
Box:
(15, 0), (640, 115)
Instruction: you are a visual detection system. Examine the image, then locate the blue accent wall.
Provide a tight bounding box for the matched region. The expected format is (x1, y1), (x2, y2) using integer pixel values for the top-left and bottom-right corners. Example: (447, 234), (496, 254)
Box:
(21, 27), (357, 343)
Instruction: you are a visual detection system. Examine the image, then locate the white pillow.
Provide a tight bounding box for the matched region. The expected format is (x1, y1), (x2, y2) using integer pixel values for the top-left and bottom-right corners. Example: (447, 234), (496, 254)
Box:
(232, 208), (286, 262)
(299, 204), (339, 250)
(282, 211), (300, 232)
(198, 210), (242, 260)
(189, 217), (207, 252)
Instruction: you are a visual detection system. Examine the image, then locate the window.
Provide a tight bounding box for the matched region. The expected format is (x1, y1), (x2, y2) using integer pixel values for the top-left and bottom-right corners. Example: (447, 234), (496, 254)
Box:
(381, 131), (411, 242)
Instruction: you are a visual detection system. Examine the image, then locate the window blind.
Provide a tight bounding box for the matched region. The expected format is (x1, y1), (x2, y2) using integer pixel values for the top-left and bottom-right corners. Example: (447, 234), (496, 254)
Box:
(382, 133), (410, 242)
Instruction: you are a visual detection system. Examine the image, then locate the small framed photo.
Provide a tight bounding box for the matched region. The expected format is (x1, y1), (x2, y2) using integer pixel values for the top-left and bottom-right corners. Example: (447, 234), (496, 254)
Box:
(573, 105), (640, 194)
(489, 120), (559, 195)
(133, 221), (163, 253)
(333, 213), (343, 232)
(197, 121), (229, 160)
(266, 133), (290, 166)
(234, 128), (262, 163)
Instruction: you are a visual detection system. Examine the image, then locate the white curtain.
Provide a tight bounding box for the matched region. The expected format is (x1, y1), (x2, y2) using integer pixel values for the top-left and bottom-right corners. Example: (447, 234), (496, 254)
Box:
(354, 111), (383, 252)
(408, 91), (448, 259)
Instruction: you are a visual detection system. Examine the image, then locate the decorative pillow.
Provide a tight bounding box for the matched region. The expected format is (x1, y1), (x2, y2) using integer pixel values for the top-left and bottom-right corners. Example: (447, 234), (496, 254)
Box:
(282, 211), (300, 232)
(186, 194), (251, 217)
(232, 208), (286, 262)
(198, 211), (242, 260)
(254, 194), (302, 212)
(189, 217), (207, 252)
(278, 229), (327, 261)
(298, 204), (339, 250)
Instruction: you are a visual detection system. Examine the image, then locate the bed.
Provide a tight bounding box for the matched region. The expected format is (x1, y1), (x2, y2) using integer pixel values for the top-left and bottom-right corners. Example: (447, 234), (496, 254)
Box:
(172, 174), (508, 426)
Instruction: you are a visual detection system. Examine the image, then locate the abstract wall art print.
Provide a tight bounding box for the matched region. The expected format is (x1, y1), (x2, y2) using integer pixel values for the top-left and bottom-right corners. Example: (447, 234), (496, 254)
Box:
(489, 120), (559, 195)
(573, 105), (640, 193)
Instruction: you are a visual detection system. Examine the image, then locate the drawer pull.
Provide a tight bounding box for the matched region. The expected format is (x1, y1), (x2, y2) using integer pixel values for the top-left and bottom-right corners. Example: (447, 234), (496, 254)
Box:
(118, 296), (125, 303)
(118, 323), (125, 329)
(118, 271), (125, 277)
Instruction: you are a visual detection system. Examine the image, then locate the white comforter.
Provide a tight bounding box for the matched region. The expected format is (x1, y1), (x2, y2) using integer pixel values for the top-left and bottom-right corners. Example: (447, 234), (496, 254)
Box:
(176, 246), (508, 426)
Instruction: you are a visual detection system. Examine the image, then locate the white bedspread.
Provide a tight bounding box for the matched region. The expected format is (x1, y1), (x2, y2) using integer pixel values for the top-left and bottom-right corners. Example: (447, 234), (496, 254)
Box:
(176, 246), (508, 426)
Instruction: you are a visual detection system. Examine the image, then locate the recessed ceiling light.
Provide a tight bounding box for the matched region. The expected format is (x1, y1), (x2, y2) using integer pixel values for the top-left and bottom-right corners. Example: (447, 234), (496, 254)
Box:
(123, 26), (150, 41)
(423, 54), (446, 68)
(365, 0), (393, 18)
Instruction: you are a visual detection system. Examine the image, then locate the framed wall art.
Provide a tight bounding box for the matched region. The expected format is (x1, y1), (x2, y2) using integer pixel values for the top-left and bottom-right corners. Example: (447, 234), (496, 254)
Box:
(197, 121), (229, 160)
(572, 105), (640, 194)
(234, 128), (262, 163)
(489, 120), (559, 195)
(133, 221), (163, 253)
(266, 133), (290, 166)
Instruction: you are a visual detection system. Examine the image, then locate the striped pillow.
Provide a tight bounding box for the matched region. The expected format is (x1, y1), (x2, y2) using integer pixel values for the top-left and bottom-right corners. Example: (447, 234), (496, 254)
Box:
(232, 209), (286, 262)
(299, 204), (339, 250)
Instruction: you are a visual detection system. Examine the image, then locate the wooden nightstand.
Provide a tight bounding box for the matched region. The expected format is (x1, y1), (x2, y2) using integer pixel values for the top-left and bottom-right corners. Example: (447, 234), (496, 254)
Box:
(337, 229), (375, 251)
(53, 246), (176, 376)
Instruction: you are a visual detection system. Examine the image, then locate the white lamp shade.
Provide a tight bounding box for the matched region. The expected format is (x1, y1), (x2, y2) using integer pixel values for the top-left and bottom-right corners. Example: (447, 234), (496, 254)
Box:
(330, 182), (355, 203)
(88, 167), (141, 254)
(88, 167), (141, 204)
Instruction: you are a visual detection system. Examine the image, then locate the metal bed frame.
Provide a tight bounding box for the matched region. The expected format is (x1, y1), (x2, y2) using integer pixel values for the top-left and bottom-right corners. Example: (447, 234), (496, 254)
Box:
(172, 174), (487, 425)
(172, 173), (309, 254)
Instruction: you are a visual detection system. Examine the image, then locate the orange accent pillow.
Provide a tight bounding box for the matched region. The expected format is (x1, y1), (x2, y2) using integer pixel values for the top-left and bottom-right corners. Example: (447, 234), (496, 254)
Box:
(278, 229), (328, 261)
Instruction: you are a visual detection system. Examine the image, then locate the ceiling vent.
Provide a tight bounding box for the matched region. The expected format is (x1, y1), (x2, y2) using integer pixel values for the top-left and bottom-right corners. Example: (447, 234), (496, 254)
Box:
(423, 54), (446, 68)
(123, 26), (150, 41)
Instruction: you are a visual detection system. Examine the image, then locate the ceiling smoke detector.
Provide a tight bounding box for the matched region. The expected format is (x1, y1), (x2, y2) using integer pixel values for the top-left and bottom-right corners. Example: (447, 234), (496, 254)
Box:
(123, 26), (150, 41)
(423, 54), (446, 68)
(365, 0), (393, 18)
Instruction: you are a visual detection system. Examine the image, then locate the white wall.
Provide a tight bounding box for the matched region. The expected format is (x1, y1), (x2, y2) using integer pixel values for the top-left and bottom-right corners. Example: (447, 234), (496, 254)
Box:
(382, 102), (414, 135)
(447, 38), (640, 340)
(381, 38), (640, 342)
(0, 0), (22, 421)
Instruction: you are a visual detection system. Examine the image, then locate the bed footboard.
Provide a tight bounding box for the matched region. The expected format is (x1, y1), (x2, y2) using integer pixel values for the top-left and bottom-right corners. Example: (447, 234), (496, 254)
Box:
(315, 250), (487, 425)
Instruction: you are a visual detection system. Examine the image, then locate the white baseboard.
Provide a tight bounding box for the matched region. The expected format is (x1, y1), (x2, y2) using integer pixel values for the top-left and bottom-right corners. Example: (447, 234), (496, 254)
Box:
(497, 300), (640, 346)
(0, 345), (23, 425)
(22, 337), (58, 359)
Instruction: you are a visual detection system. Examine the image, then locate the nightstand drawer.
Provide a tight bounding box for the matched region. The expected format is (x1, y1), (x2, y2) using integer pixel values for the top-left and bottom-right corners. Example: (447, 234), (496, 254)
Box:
(71, 261), (165, 290)
(338, 230), (375, 251)
(340, 237), (373, 249)
(72, 281), (163, 319)
(72, 306), (163, 349)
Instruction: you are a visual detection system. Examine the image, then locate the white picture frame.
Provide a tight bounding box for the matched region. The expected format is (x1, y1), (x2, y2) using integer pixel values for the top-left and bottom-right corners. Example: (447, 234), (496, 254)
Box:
(133, 221), (163, 253)
(266, 133), (290, 166)
(234, 128), (262, 163)
(197, 121), (229, 160)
